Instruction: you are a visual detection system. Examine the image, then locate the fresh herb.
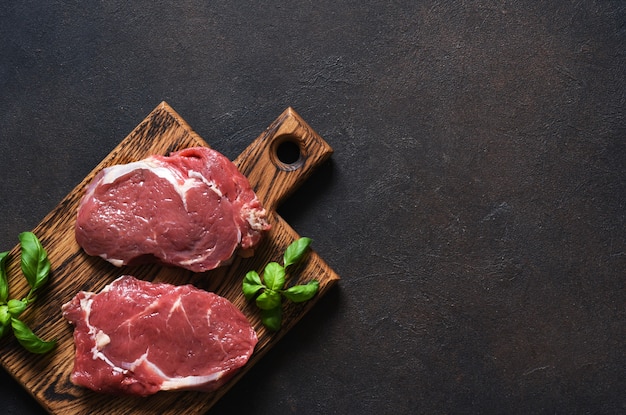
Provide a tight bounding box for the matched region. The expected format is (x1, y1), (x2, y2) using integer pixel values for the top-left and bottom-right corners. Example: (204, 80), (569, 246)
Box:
(243, 237), (319, 331)
(0, 232), (56, 354)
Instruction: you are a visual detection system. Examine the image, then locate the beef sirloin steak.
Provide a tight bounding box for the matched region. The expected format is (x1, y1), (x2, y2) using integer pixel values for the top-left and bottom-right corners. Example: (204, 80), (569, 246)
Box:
(62, 276), (258, 396)
(75, 146), (270, 272)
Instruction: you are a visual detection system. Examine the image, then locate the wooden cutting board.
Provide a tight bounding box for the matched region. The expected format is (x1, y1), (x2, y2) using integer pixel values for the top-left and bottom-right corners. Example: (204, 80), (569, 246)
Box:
(0, 102), (340, 415)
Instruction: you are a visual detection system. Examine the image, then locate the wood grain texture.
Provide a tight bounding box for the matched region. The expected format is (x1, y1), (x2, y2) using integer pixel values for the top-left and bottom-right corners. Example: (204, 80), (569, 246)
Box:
(0, 102), (340, 415)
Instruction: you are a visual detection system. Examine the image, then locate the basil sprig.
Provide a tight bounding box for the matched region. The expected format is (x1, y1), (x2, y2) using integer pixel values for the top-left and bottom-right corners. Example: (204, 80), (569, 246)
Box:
(243, 237), (319, 331)
(0, 232), (56, 354)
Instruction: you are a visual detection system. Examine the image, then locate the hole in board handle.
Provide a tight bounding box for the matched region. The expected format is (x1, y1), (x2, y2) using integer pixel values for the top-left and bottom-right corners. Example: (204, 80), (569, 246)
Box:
(271, 135), (305, 171)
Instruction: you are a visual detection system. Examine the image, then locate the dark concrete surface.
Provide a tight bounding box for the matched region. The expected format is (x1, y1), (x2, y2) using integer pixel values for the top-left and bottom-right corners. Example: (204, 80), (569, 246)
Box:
(1, 1), (624, 414)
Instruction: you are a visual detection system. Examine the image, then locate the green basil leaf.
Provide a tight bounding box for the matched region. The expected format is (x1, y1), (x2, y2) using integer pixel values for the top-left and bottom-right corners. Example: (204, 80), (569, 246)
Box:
(0, 251), (9, 303)
(18, 232), (51, 291)
(11, 318), (56, 354)
(0, 306), (8, 341)
(261, 306), (282, 331)
(0, 305), (10, 327)
(255, 290), (281, 310)
(263, 262), (285, 291)
(283, 237), (312, 268)
(242, 270), (265, 300)
(282, 280), (320, 302)
(7, 298), (27, 317)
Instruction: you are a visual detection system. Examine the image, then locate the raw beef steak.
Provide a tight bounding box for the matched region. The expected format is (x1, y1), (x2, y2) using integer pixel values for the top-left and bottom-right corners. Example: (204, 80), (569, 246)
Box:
(75, 146), (270, 272)
(62, 276), (258, 396)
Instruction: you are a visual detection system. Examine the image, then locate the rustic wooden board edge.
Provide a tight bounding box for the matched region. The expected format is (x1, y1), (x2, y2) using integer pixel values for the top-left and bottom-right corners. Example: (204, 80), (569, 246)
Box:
(0, 102), (340, 415)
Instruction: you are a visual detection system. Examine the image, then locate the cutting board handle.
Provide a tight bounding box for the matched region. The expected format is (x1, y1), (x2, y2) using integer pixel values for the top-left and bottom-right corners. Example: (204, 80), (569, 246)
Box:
(234, 108), (333, 212)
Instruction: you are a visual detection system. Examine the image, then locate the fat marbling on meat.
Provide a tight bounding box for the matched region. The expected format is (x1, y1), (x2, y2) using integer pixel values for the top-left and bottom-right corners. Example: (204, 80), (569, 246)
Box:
(62, 275), (258, 396)
(75, 146), (270, 272)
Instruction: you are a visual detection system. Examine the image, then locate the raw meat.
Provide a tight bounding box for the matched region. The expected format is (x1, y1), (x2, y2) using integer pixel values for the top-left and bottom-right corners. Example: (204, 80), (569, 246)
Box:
(62, 275), (258, 396)
(75, 146), (270, 272)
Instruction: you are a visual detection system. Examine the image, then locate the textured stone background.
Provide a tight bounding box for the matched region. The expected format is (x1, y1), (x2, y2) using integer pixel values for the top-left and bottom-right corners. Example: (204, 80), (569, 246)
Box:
(1, 1), (624, 414)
